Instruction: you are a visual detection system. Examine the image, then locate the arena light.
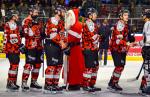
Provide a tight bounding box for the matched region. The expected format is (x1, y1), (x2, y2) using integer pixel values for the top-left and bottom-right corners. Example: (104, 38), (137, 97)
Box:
(65, 0), (70, 5)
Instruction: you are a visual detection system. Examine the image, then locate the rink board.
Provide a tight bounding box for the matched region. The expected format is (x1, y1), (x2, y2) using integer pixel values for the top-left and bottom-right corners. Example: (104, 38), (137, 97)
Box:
(0, 53), (143, 61)
(0, 34), (143, 61)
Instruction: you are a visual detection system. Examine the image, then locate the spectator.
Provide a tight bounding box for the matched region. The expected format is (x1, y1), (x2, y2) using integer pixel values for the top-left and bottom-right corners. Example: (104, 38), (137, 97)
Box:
(112, 0), (118, 4)
(9, 3), (17, 10)
(0, 20), (4, 31)
(17, 2), (24, 13)
(129, 1), (135, 17)
(117, 2), (123, 16)
(99, 19), (112, 66)
(46, 0), (52, 6)
(44, 4), (51, 17)
(101, 0), (112, 4)
(0, 3), (6, 21)
(57, 0), (65, 5)
(100, 4), (108, 18)
(112, 6), (118, 17)
(82, 0), (101, 16)
(1, 3), (6, 11)
(81, 0), (87, 16)
(27, 0), (36, 5)
(35, 0), (42, 8)
(69, 0), (82, 8)
(121, 0), (130, 4)
(18, 3), (28, 16)
(135, 4), (142, 18)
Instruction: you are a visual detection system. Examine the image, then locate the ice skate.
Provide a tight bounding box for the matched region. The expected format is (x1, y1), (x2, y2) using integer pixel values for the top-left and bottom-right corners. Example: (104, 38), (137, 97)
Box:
(21, 81), (30, 92)
(30, 81), (42, 92)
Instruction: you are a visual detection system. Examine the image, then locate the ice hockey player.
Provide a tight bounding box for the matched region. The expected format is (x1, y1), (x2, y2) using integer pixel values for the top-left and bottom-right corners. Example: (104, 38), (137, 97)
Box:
(21, 6), (43, 91)
(82, 7), (101, 92)
(137, 10), (150, 95)
(3, 10), (21, 91)
(108, 9), (135, 91)
(44, 5), (67, 93)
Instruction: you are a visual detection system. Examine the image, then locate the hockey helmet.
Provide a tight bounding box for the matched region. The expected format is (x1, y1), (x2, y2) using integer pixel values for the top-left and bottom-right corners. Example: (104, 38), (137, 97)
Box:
(86, 7), (98, 18)
(54, 5), (66, 14)
(7, 10), (19, 20)
(142, 10), (150, 19)
(28, 5), (39, 12)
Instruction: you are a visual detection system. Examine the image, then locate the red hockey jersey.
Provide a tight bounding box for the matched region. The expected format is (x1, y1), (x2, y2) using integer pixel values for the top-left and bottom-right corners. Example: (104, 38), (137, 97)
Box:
(3, 21), (21, 54)
(22, 18), (43, 50)
(45, 17), (66, 46)
(82, 19), (100, 51)
(110, 20), (129, 53)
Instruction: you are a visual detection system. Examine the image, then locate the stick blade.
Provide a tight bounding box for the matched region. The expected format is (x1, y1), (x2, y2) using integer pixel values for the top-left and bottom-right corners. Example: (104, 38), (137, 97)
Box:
(126, 78), (138, 82)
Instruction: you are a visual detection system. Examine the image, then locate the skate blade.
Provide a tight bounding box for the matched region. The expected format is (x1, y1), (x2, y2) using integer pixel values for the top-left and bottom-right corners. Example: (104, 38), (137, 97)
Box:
(138, 91), (149, 97)
(94, 89), (101, 92)
(22, 89), (30, 92)
(56, 91), (63, 94)
(81, 91), (96, 95)
(30, 87), (42, 92)
(6, 89), (19, 92)
(107, 86), (122, 93)
(107, 86), (114, 91)
(108, 88), (145, 96)
(120, 92), (147, 96)
(118, 91), (148, 96)
(43, 90), (57, 94)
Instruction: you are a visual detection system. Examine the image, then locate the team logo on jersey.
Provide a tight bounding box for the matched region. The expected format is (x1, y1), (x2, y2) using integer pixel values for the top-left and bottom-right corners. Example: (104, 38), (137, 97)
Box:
(121, 59), (125, 64)
(86, 20), (95, 32)
(51, 17), (59, 25)
(28, 55), (36, 61)
(10, 34), (18, 44)
(8, 22), (17, 30)
(32, 41), (37, 47)
(117, 21), (125, 32)
(28, 28), (34, 36)
(52, 57), (59, 64)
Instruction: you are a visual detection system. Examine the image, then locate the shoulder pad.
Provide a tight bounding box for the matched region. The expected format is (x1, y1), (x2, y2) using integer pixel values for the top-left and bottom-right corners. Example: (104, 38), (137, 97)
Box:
(22, 18), (31, 26)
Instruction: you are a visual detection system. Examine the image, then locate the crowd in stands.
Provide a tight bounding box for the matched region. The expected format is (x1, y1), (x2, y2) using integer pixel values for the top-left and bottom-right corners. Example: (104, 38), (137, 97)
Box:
(0, 0), (150, 32)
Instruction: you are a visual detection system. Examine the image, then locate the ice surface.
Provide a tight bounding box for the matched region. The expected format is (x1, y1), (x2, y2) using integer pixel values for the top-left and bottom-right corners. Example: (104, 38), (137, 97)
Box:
(0, 58), (146, 97)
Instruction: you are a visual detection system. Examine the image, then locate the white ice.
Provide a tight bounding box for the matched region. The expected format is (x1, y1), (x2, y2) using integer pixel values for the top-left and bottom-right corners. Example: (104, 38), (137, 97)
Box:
(0, 58), (146, 97)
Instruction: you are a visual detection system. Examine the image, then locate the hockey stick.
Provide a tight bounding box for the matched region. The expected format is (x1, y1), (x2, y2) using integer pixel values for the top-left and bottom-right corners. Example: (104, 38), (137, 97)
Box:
(41, 10), (46, 78)
(63, 11), (68, 86)
(41, 31), (45, 78)
(127, 62), (144, 82)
